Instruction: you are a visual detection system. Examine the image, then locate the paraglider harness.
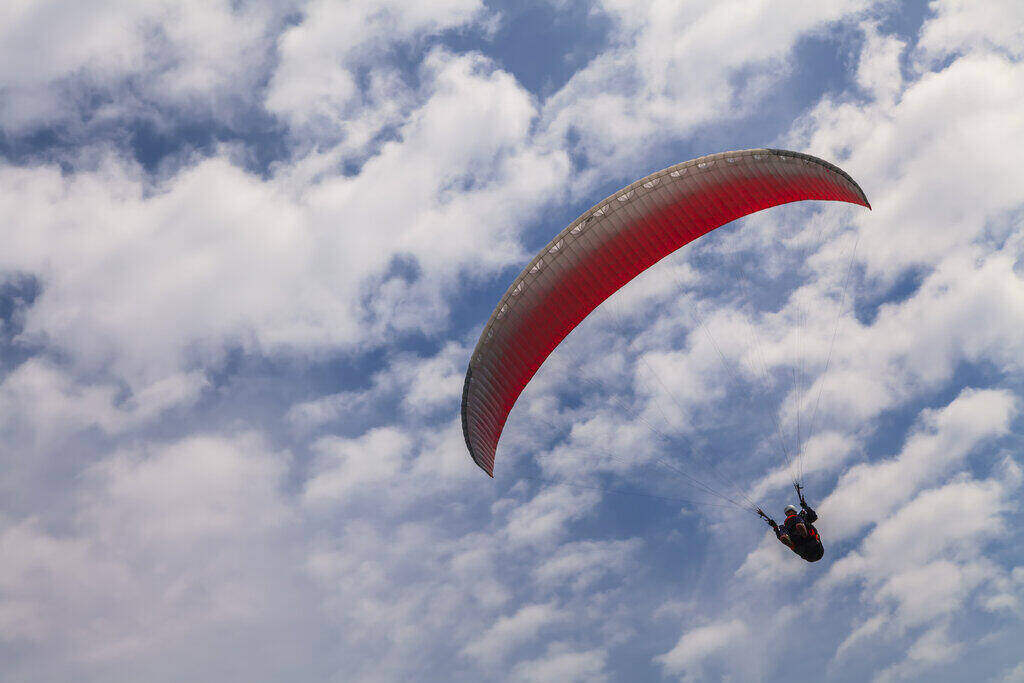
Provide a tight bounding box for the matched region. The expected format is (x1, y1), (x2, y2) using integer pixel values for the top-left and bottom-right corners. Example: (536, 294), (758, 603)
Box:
(757, 484), (823, 563)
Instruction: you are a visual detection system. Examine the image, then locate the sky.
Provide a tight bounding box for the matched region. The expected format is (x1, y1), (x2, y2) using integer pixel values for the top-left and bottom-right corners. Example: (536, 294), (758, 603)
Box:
(1, 1), (1023, 681)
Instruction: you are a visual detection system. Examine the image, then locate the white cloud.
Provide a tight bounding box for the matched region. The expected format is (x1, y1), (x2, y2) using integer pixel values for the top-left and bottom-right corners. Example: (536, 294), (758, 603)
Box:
(510, 643), (609, 683)
(0, 359), (123, 438)
(1, 49), (568, 391)
(541, 0), (870, 189)
(834, 614), (888, 661)
(997, 661), (1024, 683)
(655, 618), (747, 678)
(817, 472), (1021, 678)
(502, 485), (600, 547)
(855, 22), (905, 106)
(750, 430), (858, 501)
(0, 432), (301, 669)
(532, 538), (643, 591)
(461, 602), (565, 666)
(821, 388), (1016, 541)
(0, 0), (289, 133)
(303, 517), (522, 681)
(303, 427), (411, 507)
(265, 0), (485, 147)
(0, 359), (206, 443)
(917, 0), (1024, 62)
(287, 342), (467, 434)
(823, 477), (1008, 592)
(83, 432), (292, 550)
(3, 3), (1024, 682)
(876, 559), (993, 628)
(874, 622), (964, 683)
(794, 48), (1024, 278)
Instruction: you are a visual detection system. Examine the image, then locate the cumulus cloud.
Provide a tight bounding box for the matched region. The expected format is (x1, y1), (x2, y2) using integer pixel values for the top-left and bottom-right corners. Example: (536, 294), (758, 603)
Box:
(0, 0), (290, 134)
(303, 427), (411, 506)
(997, 661), (1024, 683)
(461, 602), (565, 666)
(286, 342), (467, 433)
(1, 49), (568, 390)
(532, 538), (643, 591)
(0, 358), (206, 454)
(3, 1), (1024, 681)
(0, 432), (303, 675)
(873, 621), (964, 683)
(916, 0), (1024, 62)
(750, 430), (858, 500)
(265, 0), (485, 148)
(817, 469), (1022, 678)
(509, 643), (609, 683)
(655, 618), (748, 678)
(821, 387), (1016, 541)
(540, 0), (870, 188)
(502, 485), (600, 547)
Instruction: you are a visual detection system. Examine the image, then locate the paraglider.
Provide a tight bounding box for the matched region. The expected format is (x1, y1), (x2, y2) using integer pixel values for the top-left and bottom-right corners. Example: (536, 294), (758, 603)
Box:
(460, 148), (869, 553)
(760, 485), (823, 562)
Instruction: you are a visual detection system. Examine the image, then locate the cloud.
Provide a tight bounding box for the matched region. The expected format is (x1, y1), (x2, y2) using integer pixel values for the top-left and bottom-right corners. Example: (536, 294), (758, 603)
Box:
(265, 0), (485, 147)
(286, 342), (467, 434)
(823, 477), (1010, 601)
(654, 618), (747, 678)
(997, 661), (1024, 683)
(0, 432), (302, 671)
(1, 48), (568, 391)
(0, 1), (290, 134)
(834, 614), (888, 661)
(793, 40), (1024, 278)
(818, 470), (1022, 678)
(0, 359), (206, 443)
(532, 538), (643, 592)
(540, 0), (870, 188)
(821, 387), (1016, 541)
(916, 0), (1024, 62)
(873, 621), (964, 683)
(750, 430), (858, 500)
(3, 3), (1024, 682)
(303, 427), (412, 507)
(461, 602), (565, 666)
(502, 485), (600, 547)
(83, 432), (293, 550)
(509, 643), (609, 683)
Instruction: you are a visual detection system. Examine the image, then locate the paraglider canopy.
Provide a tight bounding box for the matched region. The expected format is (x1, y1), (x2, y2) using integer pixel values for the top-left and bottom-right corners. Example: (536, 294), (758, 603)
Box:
(461, 148), (870, 476)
